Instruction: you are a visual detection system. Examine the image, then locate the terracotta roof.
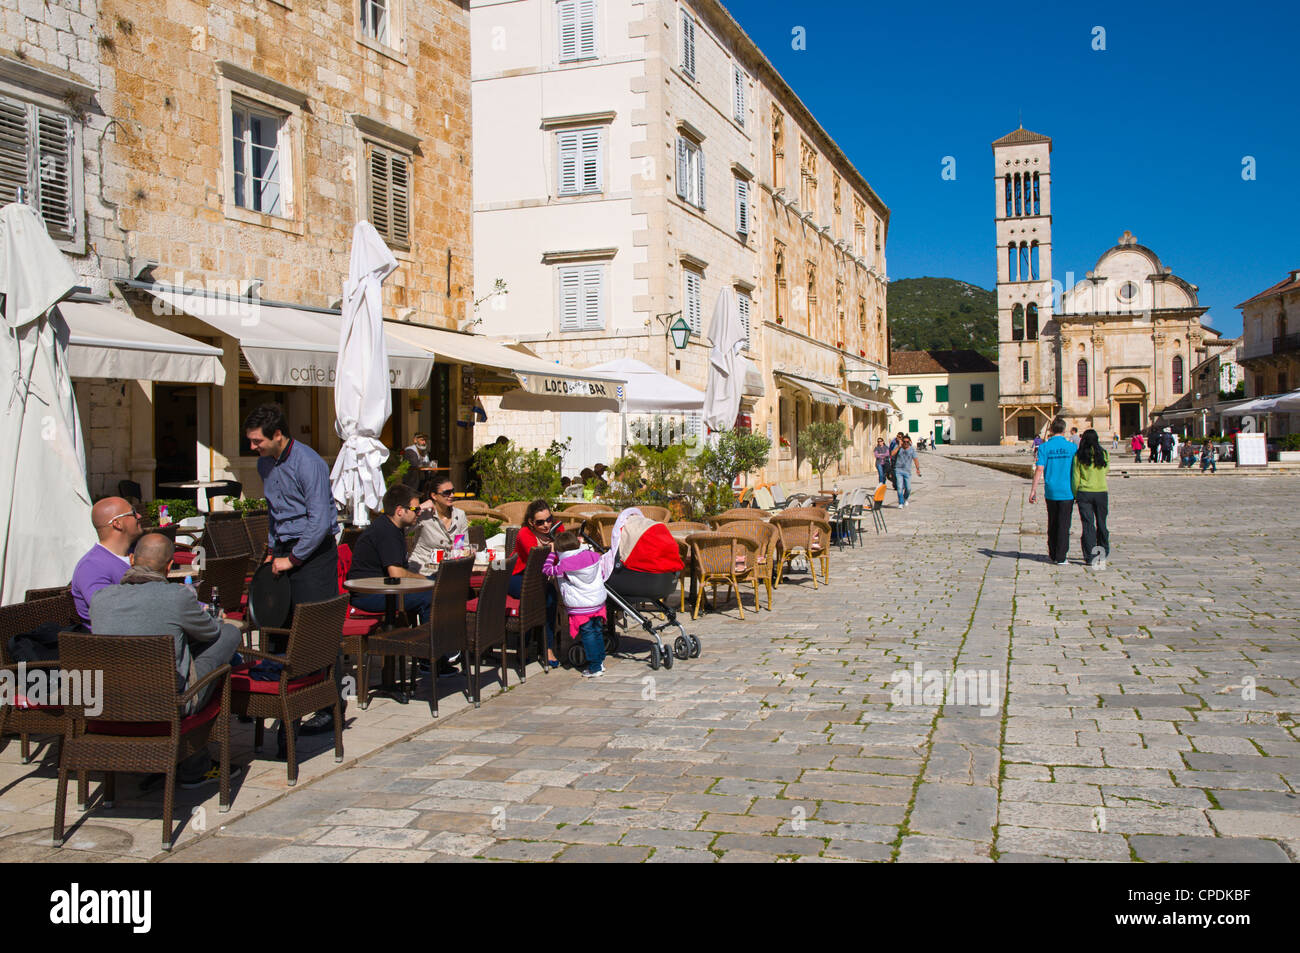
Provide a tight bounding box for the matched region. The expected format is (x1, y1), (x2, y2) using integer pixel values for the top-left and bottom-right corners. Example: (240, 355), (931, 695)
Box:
(1236, 269), (1300, 309)
(889, 349), (998, 376)
(992, 127), (1052, 148)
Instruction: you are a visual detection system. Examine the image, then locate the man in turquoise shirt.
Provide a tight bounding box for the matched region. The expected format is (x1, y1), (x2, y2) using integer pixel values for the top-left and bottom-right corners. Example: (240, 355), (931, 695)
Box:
(1028, 416), (1078, 564)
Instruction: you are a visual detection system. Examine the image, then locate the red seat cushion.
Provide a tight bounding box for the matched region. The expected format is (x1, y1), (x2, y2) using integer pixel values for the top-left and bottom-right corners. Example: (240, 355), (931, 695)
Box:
(229, 666), (328, 695)
(172, 550), (196, 566)
(15, 696), (63, 711)
(342, 617), (379, 637)
(88, 691), (221, 737)
(504, 595), (520, 617)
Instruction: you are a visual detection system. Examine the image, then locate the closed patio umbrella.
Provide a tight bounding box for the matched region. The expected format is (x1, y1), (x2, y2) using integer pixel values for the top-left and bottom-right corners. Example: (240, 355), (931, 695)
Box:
(702, 288), (745, 434)
(0, 203), (95, 602)
(331, 221), (397, 527)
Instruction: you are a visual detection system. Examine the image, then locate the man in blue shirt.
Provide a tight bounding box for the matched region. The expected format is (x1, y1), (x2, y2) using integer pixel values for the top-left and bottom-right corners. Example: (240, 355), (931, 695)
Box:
(1028, 416), (1078, 565)
(245, 403), (342, 733)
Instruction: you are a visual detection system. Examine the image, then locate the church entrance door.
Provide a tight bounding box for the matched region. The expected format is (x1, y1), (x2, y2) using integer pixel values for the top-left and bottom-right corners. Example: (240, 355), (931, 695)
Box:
(1119, 402), (1141, 438)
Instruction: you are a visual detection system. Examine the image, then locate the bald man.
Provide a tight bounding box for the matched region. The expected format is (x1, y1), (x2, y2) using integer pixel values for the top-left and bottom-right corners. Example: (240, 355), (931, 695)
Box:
(70, 496), (145, 628)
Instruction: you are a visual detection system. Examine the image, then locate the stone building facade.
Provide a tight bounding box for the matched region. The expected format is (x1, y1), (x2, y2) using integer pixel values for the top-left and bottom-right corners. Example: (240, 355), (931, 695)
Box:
(993, 127), (1215, 443)
(470, 0), (889, 484)
(888, 350), (999, 447)
(84, 0), (473, 498)
(1238, 270), (1300, 415)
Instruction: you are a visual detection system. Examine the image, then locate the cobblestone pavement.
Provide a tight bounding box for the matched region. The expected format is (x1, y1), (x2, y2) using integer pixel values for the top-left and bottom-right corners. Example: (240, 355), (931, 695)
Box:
(12, 456), (1300, 863)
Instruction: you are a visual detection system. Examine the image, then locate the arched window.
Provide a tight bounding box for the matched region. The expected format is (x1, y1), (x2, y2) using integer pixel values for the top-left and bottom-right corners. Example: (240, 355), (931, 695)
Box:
(1032, 172), (1040, 214)
(1014, 173), (1021, 216)
(1077, 359), (1088, 397)
(1030, 242), (1040, 280)
(1019, 243), (1029, 281)
(1021, 359), (1030, 384)
(1011, 304), (1024, 341)
(1026, 303), (1039, 341)
(1004, 175), (1012, 217)
(1007, 243), (1017, 281)
(1172, 355), (1184, 394)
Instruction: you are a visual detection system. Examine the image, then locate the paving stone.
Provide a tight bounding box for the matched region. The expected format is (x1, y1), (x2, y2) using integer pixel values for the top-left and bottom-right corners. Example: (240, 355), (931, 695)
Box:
(909, 784), (997, 841)
(554, 844), (652, 863)
(1129, 834), (1292, 863)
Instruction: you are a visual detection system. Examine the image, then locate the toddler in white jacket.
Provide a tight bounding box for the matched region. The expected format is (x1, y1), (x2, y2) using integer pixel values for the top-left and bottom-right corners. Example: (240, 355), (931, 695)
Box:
(543, 531), (614, 677)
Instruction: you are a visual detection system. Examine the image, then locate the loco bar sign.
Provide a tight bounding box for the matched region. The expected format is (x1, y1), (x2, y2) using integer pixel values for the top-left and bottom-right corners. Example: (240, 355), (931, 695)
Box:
(520, 374), (615, 399)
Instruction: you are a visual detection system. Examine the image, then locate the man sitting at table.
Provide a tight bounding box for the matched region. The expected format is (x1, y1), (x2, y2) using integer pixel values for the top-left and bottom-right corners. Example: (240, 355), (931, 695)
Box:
(90, 532), (243, 788)
(70, 496), (146, 629)
(401, 433), (434, 488)
(348, 485), (459, 677)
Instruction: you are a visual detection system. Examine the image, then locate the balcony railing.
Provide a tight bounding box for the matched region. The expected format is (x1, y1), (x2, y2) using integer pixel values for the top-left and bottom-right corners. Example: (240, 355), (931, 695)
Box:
(1274, 333), (1300, 355)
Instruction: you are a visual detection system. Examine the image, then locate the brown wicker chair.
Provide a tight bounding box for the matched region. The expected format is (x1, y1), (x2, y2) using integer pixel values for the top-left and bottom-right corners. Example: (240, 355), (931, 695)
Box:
(24, 585), (71, 602)
(0, 593), (78, 763)
(195, 554), (248, 616)
(723, 520), (779, 611)
(583, 512), (620, 549)
(468, 523), (486, 549)
(707, 509), (767, 529)
(465, 557), (512, 708)
(666, 521), (708, 534)
(493, 500), (531, 525)
(637, 505), (671, 522)
(53, 633), (233, 851)
(457, 499), (491, 517)
(504, 546), (549, 680)
(769, 512), (832, 588)
(203, 517), (253, 560)
(242, 511), (270, 556)
(685, 531), (758, 620)
(364, 558), (473, 718)
(231, 595), (348, 786)
(559, 503), (615, 518)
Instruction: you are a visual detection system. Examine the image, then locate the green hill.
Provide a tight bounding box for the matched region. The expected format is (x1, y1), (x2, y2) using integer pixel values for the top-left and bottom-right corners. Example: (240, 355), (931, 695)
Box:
(887, 277), (997, 360)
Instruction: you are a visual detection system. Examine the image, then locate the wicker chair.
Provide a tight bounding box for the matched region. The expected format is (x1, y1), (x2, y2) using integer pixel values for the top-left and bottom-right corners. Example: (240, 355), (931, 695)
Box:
(723, 520), (779, 611)
(492, 500), (531, 525)
(464, 557), (512, 708)
(504, 526), (520, 555)
(710, 508), (767, 525)
(685, 531), (758, 620)
(363, 558), (473, 718)
(53, 633), (232, 851)
(636, 505), (671, 522)
(0, 593), (78, 763)
(23, 585), (71, 602)
(231, 595), (347, 786)
(468, 522), (486, 549)
(559, 503), (615, 518)
(504, 546), (549, 680)
(769, 512), (832, 588)
(457, 499), (491, 517)
(203, 517), (252, 560)
(242, 511), (270, 555)
(195, 554), (248, 616)
(583, 512), (620, 548)
(666, 521), (708, 534)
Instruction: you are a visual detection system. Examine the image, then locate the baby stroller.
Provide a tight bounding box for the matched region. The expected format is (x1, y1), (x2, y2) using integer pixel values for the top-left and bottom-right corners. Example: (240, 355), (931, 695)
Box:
(576, 508), (700, 671)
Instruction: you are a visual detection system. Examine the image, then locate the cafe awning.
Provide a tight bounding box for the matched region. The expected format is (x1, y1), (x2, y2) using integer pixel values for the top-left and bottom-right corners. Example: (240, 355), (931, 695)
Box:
(774, 371), (873, 410)
(147, 287), (434, 389)
(384, 321), (625, 413)
(57, 301), (226, 385)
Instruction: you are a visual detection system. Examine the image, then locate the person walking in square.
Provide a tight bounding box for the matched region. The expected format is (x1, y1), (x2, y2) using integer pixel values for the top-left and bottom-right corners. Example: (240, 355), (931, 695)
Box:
(1029, 416), (1078, 564)
(893, 435), (921, 507)
(1130, 431), (1145, 464)
(1072, 429), (1110, 568)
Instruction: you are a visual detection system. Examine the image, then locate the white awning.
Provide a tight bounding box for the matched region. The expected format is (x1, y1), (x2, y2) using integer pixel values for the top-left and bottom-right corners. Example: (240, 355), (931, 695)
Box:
(385, 321), (625, 412)
(775, 371), (867, 409)
(57, 301), (226, 385)
(148, 288), (434, 389)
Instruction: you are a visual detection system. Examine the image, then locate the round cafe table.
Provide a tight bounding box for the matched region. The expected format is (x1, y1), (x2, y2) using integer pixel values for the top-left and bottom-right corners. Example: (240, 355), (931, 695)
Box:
(343, 576), (435, 703)
(158, 480), (232, 513)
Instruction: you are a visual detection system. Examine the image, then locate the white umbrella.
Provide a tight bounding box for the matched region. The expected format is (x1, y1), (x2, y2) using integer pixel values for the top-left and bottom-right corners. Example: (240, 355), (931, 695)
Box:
(585, 358), (704, 413)
(331, 221), (397, 527)
(0, 203), (95, 602)
(702, 288), (745, 433)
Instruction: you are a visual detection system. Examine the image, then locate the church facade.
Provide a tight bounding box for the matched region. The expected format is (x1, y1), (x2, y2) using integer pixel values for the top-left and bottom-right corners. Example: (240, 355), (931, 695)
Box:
(993, 128), (1217, 443)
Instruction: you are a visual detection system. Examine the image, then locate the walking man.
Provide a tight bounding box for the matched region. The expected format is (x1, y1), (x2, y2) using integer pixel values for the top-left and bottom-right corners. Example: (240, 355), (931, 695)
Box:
(894, 436), (921, 508)
(1028, 416), (1078, 565)
(244, 403), (343, 734)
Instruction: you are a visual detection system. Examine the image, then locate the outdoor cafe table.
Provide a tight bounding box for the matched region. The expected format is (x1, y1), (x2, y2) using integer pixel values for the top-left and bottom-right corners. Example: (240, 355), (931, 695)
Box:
(157, 480), (230, 513)
(343, 576), (436, 702)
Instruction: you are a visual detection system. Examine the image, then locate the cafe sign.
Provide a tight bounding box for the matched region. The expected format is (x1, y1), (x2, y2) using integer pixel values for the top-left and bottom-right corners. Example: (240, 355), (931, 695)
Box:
(518, 374), (618, 400)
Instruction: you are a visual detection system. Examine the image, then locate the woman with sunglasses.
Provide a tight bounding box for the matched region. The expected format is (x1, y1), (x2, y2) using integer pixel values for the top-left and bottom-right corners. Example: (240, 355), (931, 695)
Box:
(407, 476), (469, 571)
(510, 498), (564, 666)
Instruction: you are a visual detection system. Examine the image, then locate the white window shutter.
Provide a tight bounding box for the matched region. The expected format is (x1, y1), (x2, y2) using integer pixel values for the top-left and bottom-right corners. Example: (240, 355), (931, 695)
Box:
(0, 97), (29, 210)
(577, 0), (597, 59)
(685, 270), (701, 334)
(735, 177), (749, 235)
(675, 136), (688, 200)
(696, 145), (705, 210)
(559, 268), (582, 331)
(580, 128), (601, 192)
(557, 0), (577, 61)
(581, 265), (603, 329)
(557, 130), (579, 194)
(389, 150), (409, 247)
(733, 65), (745, 125)
(737, 291), (751, 349)
(681, 10), (695, 76)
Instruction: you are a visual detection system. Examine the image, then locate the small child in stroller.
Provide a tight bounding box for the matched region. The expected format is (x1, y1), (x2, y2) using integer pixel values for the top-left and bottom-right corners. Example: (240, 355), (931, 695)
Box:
(544, 531), (614, 678)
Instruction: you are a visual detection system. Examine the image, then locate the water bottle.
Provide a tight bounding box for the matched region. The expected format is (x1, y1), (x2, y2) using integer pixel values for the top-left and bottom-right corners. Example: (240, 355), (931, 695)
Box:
(209, 586), (221, 620)
(183, 575), (196, 597)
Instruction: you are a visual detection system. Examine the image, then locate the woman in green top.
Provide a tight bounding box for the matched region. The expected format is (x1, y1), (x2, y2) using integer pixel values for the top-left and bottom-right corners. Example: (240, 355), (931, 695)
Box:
(1072, 429), (1110, 567)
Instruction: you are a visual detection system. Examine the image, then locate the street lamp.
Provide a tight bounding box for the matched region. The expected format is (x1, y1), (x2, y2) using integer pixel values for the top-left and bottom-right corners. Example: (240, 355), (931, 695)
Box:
(1196, 392), (1207, 438)
(868, 371), (880, 390)
(668, 316), (691, 350)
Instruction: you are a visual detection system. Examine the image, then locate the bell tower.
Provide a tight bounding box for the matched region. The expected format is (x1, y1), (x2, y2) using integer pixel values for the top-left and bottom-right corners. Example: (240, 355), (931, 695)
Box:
(992, 127), (1058, 443)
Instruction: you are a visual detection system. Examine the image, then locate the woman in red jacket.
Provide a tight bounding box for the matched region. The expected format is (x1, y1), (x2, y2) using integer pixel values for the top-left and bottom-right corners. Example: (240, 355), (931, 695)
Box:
(509, 499), (564, 666)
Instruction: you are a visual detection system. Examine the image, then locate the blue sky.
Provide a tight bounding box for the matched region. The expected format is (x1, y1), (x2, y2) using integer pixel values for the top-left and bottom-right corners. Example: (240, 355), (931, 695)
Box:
(722, 0), (1300, 338)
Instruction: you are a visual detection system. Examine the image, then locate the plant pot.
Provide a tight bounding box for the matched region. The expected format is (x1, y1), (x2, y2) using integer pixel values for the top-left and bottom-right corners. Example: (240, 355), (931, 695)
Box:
(776, 317), (784, 325)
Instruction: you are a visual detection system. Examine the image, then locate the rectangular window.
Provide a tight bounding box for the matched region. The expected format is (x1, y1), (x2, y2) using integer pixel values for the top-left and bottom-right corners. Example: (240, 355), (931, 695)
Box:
(232, 101), (284, 216)
(1022, 360), (1030, 384)
(732, 65), (746, 126)
(907, 385), (922, 404)
(557, 127), (602, 195)
(558, 264), (604, 331)
(737, 289), (751, 351)
(675, 136), (704, 209)
(971, 417), (983, 432)
(366, 142), (410, 249)
(361, 0), (389, 45)
(680, 8), (696, 78)
(908, 419), (919, 434)
(936, 384), (949, 402)
(970, 383), (984, 402)
(0, 95), (78, 246)
(557, 0), (597, 62)
(734, 176), (749, 235)
(683, 269), (702, 334)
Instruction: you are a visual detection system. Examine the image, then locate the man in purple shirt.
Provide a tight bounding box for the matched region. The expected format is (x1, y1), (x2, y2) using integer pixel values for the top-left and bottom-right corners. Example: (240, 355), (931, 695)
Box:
(70, 496), (145, 627)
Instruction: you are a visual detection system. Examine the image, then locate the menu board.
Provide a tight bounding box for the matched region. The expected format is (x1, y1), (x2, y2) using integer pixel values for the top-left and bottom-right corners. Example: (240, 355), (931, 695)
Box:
(1236, 432), (1267, 468)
